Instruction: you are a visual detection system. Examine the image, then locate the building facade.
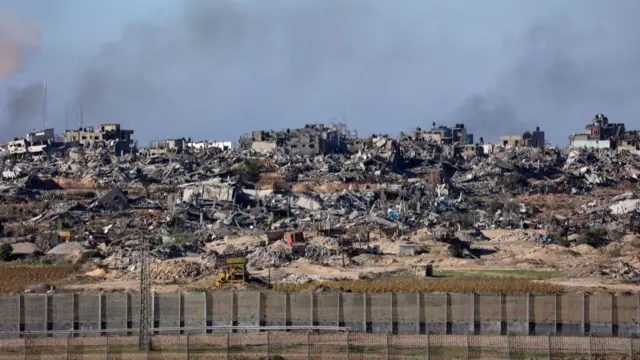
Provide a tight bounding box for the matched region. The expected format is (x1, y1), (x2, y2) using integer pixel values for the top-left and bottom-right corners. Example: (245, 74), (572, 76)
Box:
(414, 123), (473, 145)
(63, 124), (135, 156)
(500, 127), (545, 148)
(569, 114), (627, 149)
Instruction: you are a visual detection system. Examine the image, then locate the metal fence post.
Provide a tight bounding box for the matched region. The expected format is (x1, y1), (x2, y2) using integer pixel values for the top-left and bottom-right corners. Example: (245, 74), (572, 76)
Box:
(306, 332), (310, 360)
(507, 333), (512, 360)
(547, 333), (552, 360)
(146, 335), (150, 360)
(582, 293), (588, 336)
(588, 333), (592, 360)
(186, 333), (190, 360)
(105, 334), (109, 360)
(266, 331), (270, 358)
(466, 332), (470, 360)
(426, 332), (430, 360)
(23, 338), (27, 360)
(226, 333), (230, 360)
(346, 332), (350, 360)
(66, 332), (70, 360)
(386, 333), (390, 360)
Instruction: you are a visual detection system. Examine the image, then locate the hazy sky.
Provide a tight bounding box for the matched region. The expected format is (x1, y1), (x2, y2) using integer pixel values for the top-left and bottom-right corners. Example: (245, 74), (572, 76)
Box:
(1, 0), (640, 145)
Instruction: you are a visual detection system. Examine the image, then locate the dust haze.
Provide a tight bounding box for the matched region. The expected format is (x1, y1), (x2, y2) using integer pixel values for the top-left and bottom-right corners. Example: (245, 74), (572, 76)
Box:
(7, 1), (640, 143)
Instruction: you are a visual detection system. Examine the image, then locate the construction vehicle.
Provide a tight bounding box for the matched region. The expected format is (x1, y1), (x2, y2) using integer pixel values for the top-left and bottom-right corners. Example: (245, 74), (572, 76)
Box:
(215, 257), (249, 288)
(432, 224), (474, 258)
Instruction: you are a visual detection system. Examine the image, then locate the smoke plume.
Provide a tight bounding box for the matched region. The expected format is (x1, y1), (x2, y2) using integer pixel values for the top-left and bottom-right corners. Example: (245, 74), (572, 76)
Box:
(3, 81), (45, 136)
(0, 10), (40, 79)
(3, 0), (638, 144)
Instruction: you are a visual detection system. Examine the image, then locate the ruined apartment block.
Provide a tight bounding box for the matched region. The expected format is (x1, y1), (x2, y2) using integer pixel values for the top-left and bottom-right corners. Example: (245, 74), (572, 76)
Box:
(147, 138), (186, 156)
(287, 124), (346, 156)
(413, 123), (473, 145)
(187, 141), (234, 151)
(244, 124), (347, 156)
(63, 123), (136, 156)
(569, 113), (628, 149)
(7, 128), (56, 155)
(500, 127), (545, 148)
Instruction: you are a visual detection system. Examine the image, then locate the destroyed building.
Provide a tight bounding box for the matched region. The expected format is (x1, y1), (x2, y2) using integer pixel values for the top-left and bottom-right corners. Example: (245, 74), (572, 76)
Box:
(63, 123), (136, 156)
(286, 124), (346, 156)
(7, 128), (56, 155)
(243, 124), (347, 156)
(187, 141), (234, 151)
(569, 114), (625, 149)
(500, 127), (545, 148)
(147, 138), (186, 156)
(413, 123), (473, 145)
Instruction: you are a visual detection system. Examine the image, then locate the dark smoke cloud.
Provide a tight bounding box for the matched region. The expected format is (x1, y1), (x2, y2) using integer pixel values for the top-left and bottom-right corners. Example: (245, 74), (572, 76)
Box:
(3, 81), (44, 136)
(10, 0), (635, 145)
(452, 13), (640, 143)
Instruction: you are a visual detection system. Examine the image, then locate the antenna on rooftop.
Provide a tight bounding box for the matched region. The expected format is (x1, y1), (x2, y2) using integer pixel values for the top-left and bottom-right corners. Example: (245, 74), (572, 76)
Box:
(41, 79), (47, 129)
(65, 102), (69, 130)
(79, 104), (84, 128)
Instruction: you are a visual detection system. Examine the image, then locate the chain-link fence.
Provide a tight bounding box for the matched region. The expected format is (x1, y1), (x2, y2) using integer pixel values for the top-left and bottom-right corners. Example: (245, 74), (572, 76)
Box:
(3, 332), (638, 359)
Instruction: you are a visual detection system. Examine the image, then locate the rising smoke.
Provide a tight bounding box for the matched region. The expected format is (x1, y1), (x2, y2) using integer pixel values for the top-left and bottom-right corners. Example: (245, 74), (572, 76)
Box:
(8, 1), (640, 143)
(0, 9), (42, 138)
(4, 82), (44, 137)
(0, 10), (39, 79)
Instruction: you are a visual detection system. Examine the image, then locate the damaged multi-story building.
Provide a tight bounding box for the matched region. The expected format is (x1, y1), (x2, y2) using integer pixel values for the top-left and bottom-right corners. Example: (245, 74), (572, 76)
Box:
(500, 127), (545, 148)
(242, 123), (348, 156)
(63, 124), (136, 156)
(7, 128), (57, 155)
(413, 123), (473, 145)
(406, 123), (482, 159)
(187, 141), (234, 151)
(569, 114), (627, 149)
(147, 138), (187, 156)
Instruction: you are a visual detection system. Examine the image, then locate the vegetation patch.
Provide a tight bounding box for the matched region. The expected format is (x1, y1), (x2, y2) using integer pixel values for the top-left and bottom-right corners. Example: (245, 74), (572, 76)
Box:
(273, 278), (564, 294)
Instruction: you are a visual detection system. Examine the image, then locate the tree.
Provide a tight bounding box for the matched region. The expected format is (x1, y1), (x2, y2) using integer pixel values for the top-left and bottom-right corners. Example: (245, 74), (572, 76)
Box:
(0, 243), (13, 261)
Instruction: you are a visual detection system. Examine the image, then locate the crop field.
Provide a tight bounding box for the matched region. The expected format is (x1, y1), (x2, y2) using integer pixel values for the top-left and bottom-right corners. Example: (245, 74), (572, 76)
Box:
(0, 265), (75, 293)
(274, 278), (564, 293)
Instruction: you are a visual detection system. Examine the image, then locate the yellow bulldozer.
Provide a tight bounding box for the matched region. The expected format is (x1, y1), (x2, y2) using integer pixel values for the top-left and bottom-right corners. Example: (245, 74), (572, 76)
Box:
(215, 257), (248, 288)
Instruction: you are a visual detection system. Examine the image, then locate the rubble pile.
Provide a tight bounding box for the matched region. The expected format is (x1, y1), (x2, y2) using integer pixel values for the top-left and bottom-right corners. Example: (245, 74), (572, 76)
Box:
(148, 260), (210, 282)
(304, 245), (336, 262)
(246, 247), (291, 269)
(4, 119), (640, 289)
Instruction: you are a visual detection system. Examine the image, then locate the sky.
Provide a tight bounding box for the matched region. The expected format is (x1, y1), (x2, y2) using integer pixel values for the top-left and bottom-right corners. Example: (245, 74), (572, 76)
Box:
(1, 0), (640, 145)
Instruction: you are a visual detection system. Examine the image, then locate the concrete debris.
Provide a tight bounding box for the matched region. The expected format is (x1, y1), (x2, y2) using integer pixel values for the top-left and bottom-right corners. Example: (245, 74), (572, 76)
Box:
(148, 260), (210, 282)
(5, 119), (640, 289)
(246, 246), (291, 268)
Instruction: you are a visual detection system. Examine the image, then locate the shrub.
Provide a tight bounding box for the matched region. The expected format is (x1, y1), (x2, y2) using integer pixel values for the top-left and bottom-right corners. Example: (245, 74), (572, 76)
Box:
(576, 226), (609, 248)
(237, 159), (261, 183)
(0, 243), (12, 261)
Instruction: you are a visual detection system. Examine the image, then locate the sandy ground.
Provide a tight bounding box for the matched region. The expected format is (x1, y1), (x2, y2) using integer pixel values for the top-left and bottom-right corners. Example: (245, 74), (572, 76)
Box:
(56, 228), (640, 293)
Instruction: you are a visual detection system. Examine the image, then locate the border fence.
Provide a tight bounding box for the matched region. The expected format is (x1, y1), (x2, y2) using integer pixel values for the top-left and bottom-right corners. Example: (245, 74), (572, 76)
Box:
(4, 332), (639, 359)
(1, 291), (639, 337)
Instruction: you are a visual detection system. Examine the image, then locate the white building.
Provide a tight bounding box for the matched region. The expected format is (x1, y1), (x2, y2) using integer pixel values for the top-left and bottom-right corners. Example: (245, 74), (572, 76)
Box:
(187, 141), (234, 151)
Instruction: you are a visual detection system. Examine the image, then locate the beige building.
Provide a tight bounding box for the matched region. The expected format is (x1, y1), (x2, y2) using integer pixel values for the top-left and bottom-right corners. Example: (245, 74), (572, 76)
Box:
(500, 127), (545, 148)
(63, 124), (135, 156)
(148, 138), (186, 156)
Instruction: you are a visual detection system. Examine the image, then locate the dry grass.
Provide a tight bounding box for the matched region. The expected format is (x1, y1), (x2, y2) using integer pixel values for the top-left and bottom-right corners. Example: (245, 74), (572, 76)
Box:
(273, 278), (564, 294)
(0, 265), (76, 293)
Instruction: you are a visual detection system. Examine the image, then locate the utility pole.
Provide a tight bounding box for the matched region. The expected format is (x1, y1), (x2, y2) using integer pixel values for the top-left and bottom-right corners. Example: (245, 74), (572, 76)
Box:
(41, 79), (47, 129)
(64, 102), (69, 131)
(79, 104), (84, 128)
(139, 236), (150, 351)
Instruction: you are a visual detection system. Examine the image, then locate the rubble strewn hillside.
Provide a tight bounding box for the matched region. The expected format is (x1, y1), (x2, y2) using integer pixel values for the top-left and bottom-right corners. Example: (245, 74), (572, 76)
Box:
(2, 131), (640, 293)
